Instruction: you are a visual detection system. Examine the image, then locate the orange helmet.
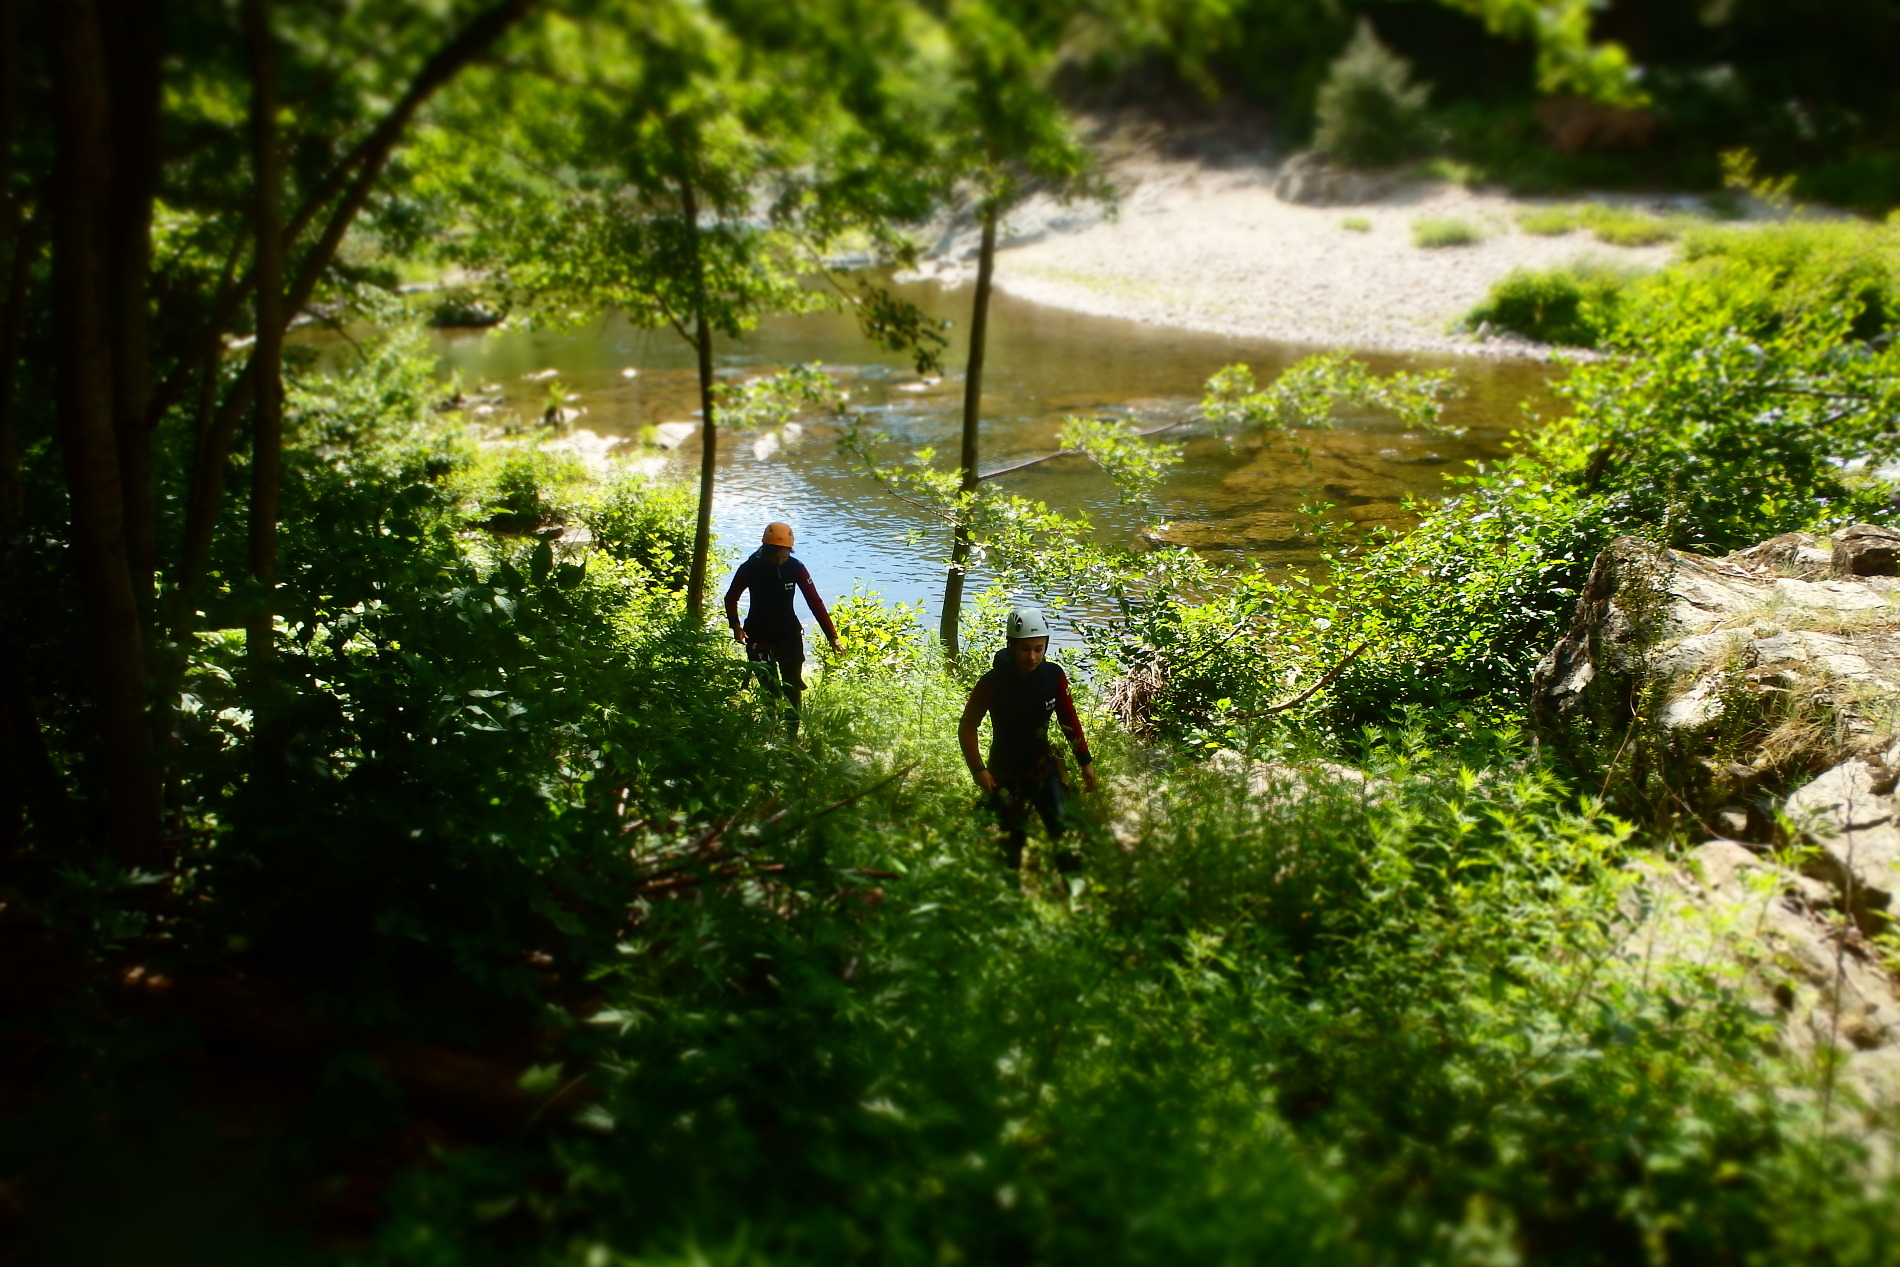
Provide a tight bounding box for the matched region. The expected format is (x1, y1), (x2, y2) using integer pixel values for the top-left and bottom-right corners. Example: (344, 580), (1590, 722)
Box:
(762, 521), (795, 547)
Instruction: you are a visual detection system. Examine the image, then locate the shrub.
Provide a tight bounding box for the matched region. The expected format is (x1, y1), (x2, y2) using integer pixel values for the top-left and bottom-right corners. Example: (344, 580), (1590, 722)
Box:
(1340, 215), (1371, 232)
(1678, 219), (1900, 339)
(1585, 206), (1679, 246)
(583, 469), (695, 588)
(1463, 261), (1637, 346)
(1312, 20), (1435, 168)
(1516, 205), (1583, 235)
(1515, 203), (1685, 246)
(1799, 151), (1900, 215)
(1410, 216), (1481, 248)
(475, 446), (585, 533)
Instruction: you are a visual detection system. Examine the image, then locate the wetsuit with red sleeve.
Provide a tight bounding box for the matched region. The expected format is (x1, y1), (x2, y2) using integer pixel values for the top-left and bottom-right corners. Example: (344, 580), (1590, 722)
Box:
(959, 647), (1093, 869)
(723, 549), (839, 717)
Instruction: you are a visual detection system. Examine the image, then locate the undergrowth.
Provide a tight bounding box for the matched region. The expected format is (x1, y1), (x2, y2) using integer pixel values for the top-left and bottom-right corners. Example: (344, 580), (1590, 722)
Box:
(13, 215), (1900, 1263)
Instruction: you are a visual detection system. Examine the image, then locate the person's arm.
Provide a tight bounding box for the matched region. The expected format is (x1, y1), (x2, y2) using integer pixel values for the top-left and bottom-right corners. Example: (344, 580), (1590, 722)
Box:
(1052, 670), (1099, 792)
(959, 680), (995, 793)
(722, 567), (748, 643)
(794, 566), (841, 651)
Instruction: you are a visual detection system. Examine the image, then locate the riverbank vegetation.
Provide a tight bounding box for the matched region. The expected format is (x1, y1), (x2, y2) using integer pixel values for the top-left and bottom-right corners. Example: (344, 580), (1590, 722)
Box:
(9, 1), (1900, 1262)
(1466, 216), (1900, 347)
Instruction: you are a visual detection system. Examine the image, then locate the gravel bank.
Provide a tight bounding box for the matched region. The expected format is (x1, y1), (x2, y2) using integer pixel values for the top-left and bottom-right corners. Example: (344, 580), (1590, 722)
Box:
(926, 149), (1685, 360)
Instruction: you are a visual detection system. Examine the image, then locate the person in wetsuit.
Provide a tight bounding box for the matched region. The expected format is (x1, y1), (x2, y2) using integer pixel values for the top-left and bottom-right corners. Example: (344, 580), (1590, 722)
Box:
(958, 605), (1099, 872)
(723, 521), (841, 733)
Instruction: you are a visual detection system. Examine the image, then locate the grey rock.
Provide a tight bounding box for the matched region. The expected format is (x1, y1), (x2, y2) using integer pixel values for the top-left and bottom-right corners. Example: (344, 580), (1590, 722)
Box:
(1624, 840), (1900, 1124)
(1834, 523), (1900, 577)
(1271, 151), (1403, 207)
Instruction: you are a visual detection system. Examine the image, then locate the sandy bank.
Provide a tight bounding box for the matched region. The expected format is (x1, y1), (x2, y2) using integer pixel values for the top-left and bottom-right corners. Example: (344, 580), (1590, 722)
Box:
(922, 146), (1689, 360)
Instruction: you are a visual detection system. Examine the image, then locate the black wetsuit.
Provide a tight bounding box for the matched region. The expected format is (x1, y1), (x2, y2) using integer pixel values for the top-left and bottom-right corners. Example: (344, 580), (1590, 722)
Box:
(722, 549), (839, 723)
(960, 648), (1094, 869)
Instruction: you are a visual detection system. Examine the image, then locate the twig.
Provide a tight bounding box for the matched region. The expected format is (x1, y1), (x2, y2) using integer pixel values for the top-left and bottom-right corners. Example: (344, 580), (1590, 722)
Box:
(1229, 642), (1369, 719)
(976, 416), (1194, 482)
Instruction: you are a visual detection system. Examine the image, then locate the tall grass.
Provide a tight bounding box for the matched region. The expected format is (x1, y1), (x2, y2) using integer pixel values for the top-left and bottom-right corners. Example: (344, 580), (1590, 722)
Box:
(1410, 216), (1482, 248)
(1513, 202), (1691, 247)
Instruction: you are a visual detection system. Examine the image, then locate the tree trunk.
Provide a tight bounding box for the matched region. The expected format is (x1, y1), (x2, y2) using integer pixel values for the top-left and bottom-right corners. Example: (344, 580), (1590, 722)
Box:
(0, 0), (21, 531)
(937, 203), (998, 661)
(102, 0), (163, 610)
(0, 214), (38, 538)
(177, 0), (539, 592)
(679, 177), (717, 623)
(47, 0), (159, 867)
(243, 0), (284, 667)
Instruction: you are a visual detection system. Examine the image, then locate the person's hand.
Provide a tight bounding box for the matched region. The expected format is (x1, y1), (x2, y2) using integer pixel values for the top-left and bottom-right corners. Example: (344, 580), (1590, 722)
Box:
(732, 627), (748, 646)
(974, 768), (996, 794)
(829, 637), (843, 655)
(1081, 765), (1099, 794)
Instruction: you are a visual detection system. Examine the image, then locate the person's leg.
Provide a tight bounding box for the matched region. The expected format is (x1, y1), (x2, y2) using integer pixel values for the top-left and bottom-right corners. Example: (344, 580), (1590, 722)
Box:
(989, 783), (1031, 870)
(746, 640), (783, 704)
(775, 636), (805, 734)
(1033, 776), (1081, 873)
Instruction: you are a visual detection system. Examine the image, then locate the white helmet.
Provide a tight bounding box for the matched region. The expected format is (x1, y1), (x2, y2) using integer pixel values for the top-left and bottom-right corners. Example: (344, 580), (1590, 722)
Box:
(1006, 606), (1052, 640)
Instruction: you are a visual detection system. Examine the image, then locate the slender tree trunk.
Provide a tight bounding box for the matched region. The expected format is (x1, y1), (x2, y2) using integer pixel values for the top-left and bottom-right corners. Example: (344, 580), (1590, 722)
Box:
(243, 0), (284, 667)
(681, 179), (718, 622)
(102, 0), (162, 610)
(0, 215), (37, 537)
(0, 0), (21, 529)
(177, 0), (539, 593)
(47, 0), (159, 866)
(937, 203), (998, 661)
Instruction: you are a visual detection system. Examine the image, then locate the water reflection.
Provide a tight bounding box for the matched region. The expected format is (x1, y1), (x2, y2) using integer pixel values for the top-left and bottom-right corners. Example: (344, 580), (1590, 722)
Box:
(401, 278), (1559, 613)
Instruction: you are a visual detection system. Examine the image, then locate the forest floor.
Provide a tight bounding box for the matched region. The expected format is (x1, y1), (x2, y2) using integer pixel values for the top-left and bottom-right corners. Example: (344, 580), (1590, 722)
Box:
(915, 119), (1704, 359)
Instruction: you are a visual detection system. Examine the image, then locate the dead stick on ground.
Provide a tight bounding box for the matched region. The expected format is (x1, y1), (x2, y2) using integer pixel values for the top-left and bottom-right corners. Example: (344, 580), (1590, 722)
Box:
(1230, 642), (1370, 719)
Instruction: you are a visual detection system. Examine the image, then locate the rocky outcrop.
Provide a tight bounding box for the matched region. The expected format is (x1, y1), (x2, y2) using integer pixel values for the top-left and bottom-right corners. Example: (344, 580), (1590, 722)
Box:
(1628, 840), (1900, 1128)
(1539, 528), (1900, 1118)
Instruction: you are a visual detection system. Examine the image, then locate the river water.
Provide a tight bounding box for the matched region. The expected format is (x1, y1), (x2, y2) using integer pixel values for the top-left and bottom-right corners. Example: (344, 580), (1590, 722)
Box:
(415, 276), (1558, 617)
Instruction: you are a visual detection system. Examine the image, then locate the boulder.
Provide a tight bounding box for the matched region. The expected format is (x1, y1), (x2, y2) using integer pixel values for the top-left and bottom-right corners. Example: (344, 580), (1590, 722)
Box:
(1270, 151), (1403, 207)
(1540, 529), (1900, 1119)
(1833, 524), (1900, 577)
(1625, 840), (1900, 1122)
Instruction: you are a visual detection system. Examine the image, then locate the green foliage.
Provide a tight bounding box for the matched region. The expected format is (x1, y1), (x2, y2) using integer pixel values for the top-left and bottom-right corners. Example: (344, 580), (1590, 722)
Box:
(1464, 260), (1637, 346)
(1203, 353), (1458, 441)
(583, 473), (696, 589)
(28, 322), (1900, 1261)
(1056, 415), (1184, 510)
(826, 588), (929, 677)
(1512, 203), (1689, 248)
(1313, 20), (1436, 168)
(1411, 215), (1484, 247)
(1676, 219), (1900, 342)
(1300, 243), (1900, 733)
(1516, 204), (1583, 236)
(1339, 214), (1372, 232)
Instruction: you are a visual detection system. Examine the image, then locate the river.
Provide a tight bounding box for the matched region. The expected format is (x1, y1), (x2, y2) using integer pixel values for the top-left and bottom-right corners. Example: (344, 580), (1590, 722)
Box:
(410, 276), (1558, 618)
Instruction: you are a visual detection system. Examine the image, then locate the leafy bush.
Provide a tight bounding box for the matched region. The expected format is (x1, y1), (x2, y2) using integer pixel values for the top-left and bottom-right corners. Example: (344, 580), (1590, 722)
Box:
(1516, 204), (1583, 235)
(1464, 261), (1637, 346)
(1586, 206), (1678, 246)
(1339, 214), (1371, 232)
(1677, 219), (1900, 340)
(1299, 248), (1900, 734)
(1800, 152), (1900, 216)
(583, 470), (695, 588)
(1514, 203), (1686, 246)
(1410, 216), (1482, 248)
(1312, 20), (1435, 168)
